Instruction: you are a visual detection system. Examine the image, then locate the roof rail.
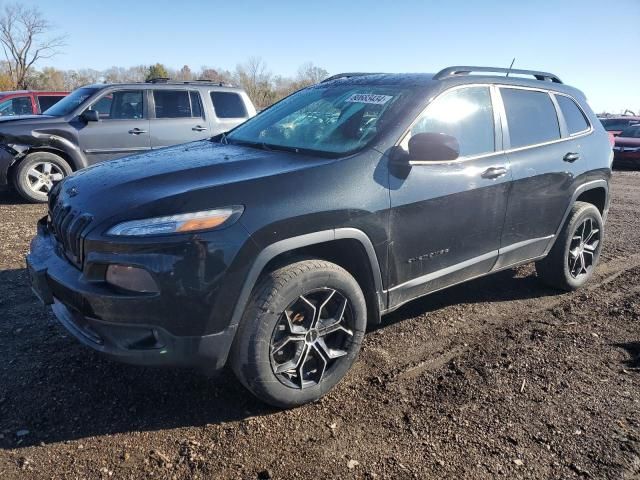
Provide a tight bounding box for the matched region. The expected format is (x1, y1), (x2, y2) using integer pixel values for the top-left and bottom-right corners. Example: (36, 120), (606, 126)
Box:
(146, 77), (171, 84)
(433, 66), (563, 84)
(321, 72), (381, 83)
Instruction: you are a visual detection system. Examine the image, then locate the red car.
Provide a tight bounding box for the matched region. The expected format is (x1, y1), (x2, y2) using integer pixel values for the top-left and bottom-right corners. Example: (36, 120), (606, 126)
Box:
(613, 124), (640, 168)
(0, 90), (68, 116)
(599, 115), (640, 136)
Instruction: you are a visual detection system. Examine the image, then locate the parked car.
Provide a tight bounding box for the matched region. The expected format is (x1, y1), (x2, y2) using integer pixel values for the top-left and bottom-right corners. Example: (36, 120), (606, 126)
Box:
(613, 124), (640, 168)
(0, 80), (256, 202)
(599, 115), (640, 136)
(26, 66), (612, 408)
(0, 90), (68, 116)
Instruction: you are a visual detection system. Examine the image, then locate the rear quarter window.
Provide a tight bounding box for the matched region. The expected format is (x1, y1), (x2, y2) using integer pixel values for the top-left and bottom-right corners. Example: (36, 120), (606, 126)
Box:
(210, 91), (248, 118)
(555, 95), (589, 135)
(501, 88), (560, 149)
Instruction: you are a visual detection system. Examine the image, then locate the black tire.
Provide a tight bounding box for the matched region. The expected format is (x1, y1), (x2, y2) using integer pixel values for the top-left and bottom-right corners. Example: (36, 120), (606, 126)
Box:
(536, 201), (603, 291)
(13, 152), (72, 203)
(229, 259), (367, 408)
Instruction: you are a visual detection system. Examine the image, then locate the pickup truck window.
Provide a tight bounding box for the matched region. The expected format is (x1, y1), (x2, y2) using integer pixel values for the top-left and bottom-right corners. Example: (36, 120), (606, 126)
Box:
(211, 91), (247, 118)
(37, 95), (65, 112)
(0, 96), (32, 116)
(44, 87), (100, 116)
(154, 90), (202, 118)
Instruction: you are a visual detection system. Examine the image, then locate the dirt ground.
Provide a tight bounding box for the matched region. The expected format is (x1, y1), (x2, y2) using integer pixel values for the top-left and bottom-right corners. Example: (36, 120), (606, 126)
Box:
(0, 172), (638, 480)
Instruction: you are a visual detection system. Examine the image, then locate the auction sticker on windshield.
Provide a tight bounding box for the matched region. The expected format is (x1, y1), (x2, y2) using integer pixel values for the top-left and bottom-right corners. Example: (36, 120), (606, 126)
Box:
(346, 93), (393, 105)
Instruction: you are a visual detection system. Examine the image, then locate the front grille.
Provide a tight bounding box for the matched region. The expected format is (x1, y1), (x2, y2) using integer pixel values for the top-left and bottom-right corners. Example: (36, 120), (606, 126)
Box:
(49, 201), (93, 268)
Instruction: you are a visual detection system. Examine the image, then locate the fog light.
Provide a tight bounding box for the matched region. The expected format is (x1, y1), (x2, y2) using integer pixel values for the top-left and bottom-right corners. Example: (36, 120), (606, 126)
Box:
(105, 265), (159, 293)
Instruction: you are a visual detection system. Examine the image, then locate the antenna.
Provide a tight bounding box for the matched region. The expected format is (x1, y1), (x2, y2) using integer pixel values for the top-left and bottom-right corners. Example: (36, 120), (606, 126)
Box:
(505, 58), (516, 77)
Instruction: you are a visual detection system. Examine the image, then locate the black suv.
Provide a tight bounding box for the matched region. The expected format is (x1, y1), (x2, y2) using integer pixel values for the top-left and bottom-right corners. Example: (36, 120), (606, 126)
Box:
(26, 66), (612, 407)
(0, 80), (255, 202)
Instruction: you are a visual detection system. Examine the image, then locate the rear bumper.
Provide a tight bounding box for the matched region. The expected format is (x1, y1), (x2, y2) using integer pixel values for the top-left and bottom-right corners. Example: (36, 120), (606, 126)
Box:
(613, 152), (640, 169)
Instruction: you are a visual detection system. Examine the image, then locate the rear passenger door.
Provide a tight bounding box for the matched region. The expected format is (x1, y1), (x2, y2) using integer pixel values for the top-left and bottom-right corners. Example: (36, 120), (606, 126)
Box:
(149, 89), (209, 148)
(209, 90), (250, 135)
(496, 87), (586, 268)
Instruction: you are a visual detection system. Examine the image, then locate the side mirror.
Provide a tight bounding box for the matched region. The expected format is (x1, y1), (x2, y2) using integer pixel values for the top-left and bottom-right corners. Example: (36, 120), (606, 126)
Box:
(408, 132), (460, 164)
(81, 109), (100, 122)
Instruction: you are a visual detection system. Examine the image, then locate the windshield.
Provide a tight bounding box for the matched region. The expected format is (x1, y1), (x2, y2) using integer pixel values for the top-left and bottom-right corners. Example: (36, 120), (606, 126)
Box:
(226, 85), (413, 156)
(619, 125), (640, 138)
(43, 87), (99, 116)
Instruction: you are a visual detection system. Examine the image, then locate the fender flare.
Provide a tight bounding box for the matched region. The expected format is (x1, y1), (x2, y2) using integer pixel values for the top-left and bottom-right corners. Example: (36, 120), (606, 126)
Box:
(229, 228), (386, 333)
(543, 179), (610, 256)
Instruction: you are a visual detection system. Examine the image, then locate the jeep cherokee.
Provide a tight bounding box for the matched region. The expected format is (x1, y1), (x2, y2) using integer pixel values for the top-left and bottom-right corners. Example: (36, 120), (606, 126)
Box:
(26, 66), (613, 407)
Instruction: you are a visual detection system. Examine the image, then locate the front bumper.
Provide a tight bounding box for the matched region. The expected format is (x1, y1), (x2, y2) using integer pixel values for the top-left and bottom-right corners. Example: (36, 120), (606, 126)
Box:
(25, 217), (252, 370)
(0, 147), (16, 187)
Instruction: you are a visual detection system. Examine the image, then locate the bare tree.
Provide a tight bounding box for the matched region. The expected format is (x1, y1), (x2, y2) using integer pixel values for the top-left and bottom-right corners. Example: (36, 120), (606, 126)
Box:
(0, 4), (66, 89)
(235, 57), (275, 109)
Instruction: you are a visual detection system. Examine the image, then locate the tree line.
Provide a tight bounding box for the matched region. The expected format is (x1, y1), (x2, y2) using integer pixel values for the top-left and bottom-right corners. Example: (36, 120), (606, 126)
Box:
(0, 3), (328, 109)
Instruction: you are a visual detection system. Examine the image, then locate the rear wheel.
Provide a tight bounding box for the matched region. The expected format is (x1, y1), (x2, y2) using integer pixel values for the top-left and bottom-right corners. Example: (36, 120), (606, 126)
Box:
(230, 259), (366, 408)
(13, 152), (72, 203)
(536, 201), (603, 291)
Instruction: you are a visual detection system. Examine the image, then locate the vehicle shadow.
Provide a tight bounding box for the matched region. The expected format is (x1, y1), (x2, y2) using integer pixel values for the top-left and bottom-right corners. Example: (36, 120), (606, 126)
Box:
(0, 264), (560, 449)
(376, 266), (559, 329)
(0, 190), (28, 205)
(614, 342), (640, 370)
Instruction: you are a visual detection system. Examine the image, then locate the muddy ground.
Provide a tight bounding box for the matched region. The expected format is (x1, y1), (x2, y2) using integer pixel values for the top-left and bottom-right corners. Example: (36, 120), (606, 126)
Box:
(0, 172), (638, 479)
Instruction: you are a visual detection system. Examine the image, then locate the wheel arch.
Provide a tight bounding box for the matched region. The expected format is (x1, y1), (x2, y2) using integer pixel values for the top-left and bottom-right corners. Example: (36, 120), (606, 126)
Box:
(230, 229), (386, 332)
(8, 145), (86, 182)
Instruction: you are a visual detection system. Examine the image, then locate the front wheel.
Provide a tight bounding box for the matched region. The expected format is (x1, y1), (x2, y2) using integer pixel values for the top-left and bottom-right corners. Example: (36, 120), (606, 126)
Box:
(13, 152), (72, 203)
(536, 201), (604, 291)
(230, 259), (367, 408)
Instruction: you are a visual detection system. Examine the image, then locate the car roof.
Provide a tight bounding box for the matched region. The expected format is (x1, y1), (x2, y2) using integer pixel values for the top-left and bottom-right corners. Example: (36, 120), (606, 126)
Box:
(320, 69), (587, 100)
(0, 90), (68, 95)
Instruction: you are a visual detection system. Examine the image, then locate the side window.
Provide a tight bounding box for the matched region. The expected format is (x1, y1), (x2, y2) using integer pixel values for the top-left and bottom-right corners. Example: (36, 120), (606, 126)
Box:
(0, 96), (32, 116)
(189, 91), (203, 118)
(555, 95), (589, 135)
(407, 86), (495, 157)
(90, 90), (143, 120)
(37, 95), (64, 111)
(153, 90), (196, 118)
(210, 91), (248, 118)
(501, 88), (560, 148)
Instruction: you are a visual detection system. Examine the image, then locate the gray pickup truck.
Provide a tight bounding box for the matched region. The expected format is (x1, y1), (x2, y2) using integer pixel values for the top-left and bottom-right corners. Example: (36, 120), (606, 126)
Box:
(0, 80), (256, 202)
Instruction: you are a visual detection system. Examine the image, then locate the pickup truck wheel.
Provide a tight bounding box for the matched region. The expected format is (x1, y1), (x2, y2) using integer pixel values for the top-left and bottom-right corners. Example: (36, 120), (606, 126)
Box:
(13, 152), (72, 203)
(536, 201), (603, 291)
(230, 259), (366, 408)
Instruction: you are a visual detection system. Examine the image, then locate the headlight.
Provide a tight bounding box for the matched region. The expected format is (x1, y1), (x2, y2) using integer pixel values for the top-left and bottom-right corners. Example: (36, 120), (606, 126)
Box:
(107, 206), (244, 236)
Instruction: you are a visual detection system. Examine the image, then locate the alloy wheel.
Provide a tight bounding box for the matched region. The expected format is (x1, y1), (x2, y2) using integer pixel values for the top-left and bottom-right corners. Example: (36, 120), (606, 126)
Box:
(568, 217), (600, 279)
(270, 288), (354, 389)
(26, 162), (65, 194)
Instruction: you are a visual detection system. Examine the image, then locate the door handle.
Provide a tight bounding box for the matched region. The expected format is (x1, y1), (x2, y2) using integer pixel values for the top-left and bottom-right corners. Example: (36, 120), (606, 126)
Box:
(564, 152), (580, 163)
(481, 166), (508, 179)
(192, 126), (207, 132)
(128, 128), (147, 135)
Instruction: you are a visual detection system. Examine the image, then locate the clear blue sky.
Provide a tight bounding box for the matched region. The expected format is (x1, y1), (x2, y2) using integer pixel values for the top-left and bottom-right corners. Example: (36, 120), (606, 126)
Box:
(32, 0), (640, 112)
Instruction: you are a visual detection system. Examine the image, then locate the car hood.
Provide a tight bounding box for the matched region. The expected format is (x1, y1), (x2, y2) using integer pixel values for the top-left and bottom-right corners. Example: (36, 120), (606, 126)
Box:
(54, 140), (336, 229)
(615, 137), (640, 147)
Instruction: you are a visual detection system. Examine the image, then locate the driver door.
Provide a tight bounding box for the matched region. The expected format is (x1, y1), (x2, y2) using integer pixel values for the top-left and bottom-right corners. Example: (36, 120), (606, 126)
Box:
(388, 85), (512, 307)
(78, 89), (151, 164)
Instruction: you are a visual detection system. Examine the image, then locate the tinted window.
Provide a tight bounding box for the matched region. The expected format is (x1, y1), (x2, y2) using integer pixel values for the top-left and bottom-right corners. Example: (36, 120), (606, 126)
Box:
(619, 125), (640, 138)
(189, 91), (203, 118)
(0, 96), (32, 116)
(211, 91), (247, 118)
(91, 90), (143, 119)
(409, 86), (495, 157)
(501, 88), (560, 148)
(154, 90), (194, 118)
(37, 95), (64, 111)
(556, 95), (589, 134)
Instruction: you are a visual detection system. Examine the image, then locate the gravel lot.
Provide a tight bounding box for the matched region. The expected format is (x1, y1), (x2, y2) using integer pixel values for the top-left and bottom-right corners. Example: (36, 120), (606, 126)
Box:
(1, 171), (639, 479)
